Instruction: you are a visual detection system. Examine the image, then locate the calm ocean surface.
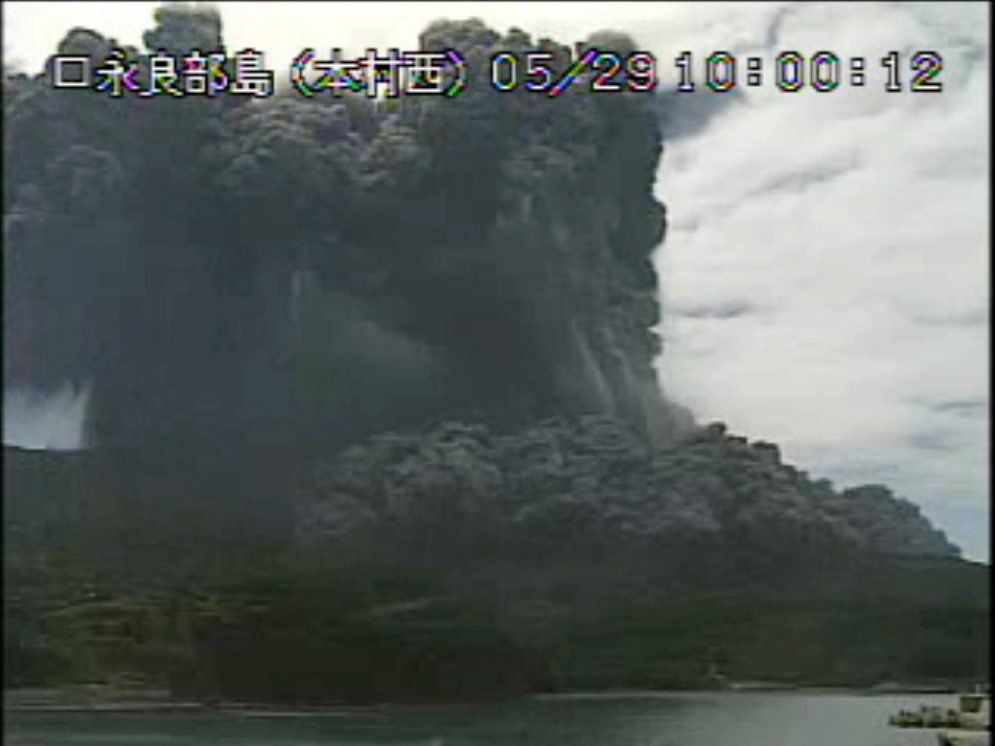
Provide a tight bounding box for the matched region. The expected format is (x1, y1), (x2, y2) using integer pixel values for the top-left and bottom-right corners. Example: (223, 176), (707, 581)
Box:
(3, 692), (960, 746)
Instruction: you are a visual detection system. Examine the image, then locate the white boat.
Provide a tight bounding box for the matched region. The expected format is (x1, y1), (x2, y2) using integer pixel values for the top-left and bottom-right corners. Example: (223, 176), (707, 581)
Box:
(890, 691), (990, 743)
(935, 692), (990, 746)
(955, 692), (992, 730)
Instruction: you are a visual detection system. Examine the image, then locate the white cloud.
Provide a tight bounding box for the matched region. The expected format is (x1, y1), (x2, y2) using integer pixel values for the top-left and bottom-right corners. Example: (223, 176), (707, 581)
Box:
(654, 2), (989, 560)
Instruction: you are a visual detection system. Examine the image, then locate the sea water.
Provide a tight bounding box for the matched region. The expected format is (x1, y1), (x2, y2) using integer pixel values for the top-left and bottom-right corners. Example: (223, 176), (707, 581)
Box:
(4, 691), (959, 746)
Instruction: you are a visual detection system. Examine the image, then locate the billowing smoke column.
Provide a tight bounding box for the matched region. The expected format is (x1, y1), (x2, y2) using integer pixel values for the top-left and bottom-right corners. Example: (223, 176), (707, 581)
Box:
(4, 8), (692, 454)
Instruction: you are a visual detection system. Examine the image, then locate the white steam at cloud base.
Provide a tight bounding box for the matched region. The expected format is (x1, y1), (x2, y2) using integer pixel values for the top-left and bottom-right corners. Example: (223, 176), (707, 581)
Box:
(3, 381), (93, 450)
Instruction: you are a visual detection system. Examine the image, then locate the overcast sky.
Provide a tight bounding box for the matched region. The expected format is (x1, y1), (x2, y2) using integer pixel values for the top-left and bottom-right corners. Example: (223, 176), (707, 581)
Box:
(3, 2), (990, 561)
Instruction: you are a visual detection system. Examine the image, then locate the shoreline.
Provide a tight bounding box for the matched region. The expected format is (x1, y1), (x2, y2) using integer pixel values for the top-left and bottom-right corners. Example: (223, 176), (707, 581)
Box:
(4, 684), (962, 715)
